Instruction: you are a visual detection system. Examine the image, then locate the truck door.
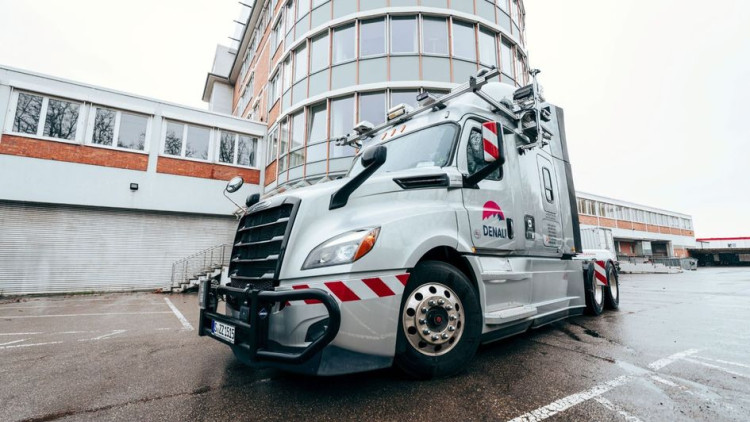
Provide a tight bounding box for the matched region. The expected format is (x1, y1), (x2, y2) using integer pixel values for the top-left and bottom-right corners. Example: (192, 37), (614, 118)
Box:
(536, 155), (563, 251)
(460, 119), (516, 251)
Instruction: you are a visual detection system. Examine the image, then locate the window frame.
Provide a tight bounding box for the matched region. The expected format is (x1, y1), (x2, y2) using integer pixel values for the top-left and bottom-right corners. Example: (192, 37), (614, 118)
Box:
(421, 16), (449, 57)
(86, 105), (151, 154)
(6, 90), (86, 145)
(161, 120), (214, 163)
(217, 130), (259, 169)
(390, 15), (418, 55)
(360, 18), (387, 58)
(451, 19), (477, 62)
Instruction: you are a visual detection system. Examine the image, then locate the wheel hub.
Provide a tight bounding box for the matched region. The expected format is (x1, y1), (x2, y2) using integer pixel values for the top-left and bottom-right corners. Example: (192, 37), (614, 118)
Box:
(402, 283), (465, 356)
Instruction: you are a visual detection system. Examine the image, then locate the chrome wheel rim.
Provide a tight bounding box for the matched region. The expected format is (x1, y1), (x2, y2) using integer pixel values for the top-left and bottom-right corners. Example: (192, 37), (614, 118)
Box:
(402, 283), (465, 356)
(594, 280), (603, 306)
(610, 271), (619, 301)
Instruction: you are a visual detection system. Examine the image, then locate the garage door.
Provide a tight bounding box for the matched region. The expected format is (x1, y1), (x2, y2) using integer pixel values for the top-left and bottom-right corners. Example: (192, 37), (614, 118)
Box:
(0, 201), (237, 295)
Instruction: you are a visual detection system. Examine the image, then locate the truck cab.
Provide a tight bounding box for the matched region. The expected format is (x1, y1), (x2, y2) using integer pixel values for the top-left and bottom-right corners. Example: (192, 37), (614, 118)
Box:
(198, 68), (619, 378)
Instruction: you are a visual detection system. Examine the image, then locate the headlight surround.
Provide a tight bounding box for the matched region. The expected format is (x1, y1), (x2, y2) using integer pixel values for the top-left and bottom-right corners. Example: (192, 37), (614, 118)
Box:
(302, 227), (380, 270)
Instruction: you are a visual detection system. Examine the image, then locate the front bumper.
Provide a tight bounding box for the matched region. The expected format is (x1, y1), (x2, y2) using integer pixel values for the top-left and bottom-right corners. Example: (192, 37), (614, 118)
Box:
(198, 281), (340, 365)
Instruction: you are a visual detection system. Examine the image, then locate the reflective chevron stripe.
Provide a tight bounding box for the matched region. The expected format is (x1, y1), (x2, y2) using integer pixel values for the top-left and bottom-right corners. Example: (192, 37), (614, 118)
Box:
(287, 273), (410, 305)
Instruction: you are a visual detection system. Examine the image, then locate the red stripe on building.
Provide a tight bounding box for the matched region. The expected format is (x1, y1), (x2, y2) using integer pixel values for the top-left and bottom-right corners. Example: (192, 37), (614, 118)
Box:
(292, 284), (321, 304)
(396, 273), (410, 286)
(324, 281), (361, 302)
(361, 277), (395, 297)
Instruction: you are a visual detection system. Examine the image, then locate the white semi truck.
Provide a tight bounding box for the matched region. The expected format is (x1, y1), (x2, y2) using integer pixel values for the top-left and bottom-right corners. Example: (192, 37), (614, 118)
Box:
(198, 68), (620, 378)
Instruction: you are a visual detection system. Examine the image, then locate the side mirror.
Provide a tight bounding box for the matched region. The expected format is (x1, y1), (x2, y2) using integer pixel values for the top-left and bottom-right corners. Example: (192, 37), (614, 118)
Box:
(481, 121), (505, 165)
(361, 145), (387, 168)
(225, 176), (244, 193)
(464, 122), (506, 187)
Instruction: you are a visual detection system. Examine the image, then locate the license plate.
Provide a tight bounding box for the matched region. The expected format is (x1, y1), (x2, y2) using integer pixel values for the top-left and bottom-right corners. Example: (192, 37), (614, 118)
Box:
(211, 320), (235, 343)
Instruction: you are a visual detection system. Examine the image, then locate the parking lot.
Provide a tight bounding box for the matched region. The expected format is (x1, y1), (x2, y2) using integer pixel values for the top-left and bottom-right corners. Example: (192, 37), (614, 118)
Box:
(1, 267), (749, 421)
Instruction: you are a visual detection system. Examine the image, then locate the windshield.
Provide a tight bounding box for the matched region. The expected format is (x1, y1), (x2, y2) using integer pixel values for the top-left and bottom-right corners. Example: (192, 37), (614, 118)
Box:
(349, 124), (458, 177)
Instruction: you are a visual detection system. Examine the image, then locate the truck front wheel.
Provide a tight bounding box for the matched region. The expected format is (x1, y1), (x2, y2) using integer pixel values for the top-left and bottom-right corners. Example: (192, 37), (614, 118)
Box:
(395, 261), (481, 379)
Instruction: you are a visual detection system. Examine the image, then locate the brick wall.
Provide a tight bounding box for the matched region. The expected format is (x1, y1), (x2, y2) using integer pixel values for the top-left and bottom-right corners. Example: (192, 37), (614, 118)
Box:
(599, 217), (617, 228)
(265, 160), (277, 186)
(580, 215), (598, 226)
(0, 134), (148, 171)
(156, 156), (260, 184)
(673, 248), (689, 258)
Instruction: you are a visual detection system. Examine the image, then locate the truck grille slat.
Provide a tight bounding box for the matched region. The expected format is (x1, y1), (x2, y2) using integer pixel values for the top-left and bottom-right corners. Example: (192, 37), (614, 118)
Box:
(228, 199), (299, 293)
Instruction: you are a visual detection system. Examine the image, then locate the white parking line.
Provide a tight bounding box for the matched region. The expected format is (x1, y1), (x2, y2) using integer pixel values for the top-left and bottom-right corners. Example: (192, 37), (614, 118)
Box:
(693, 355), (750, 369)
(648, 349), (699, 370)
(683, 357), (749, 379)
(78, 330), (127, 342)
(164, 297), (194, 331)
(650, 375), (679, 387)
(0, 339), (27, 346)
(0, 312), (172, 319)
(0, 341), (63, 350)
(506, 375), (633, 422)
(0, 332), (43, 336)
(594, 397), (644, 422)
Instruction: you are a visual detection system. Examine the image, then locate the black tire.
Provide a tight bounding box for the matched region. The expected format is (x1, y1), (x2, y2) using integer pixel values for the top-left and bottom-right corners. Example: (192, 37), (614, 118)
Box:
(604, 261), (620, 310)
(584, 261), (604, 316)
(394, 261), (481, 379)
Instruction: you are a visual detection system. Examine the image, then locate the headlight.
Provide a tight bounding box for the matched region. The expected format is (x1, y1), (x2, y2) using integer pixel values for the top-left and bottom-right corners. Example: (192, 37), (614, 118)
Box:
(302, 227), (380, 270)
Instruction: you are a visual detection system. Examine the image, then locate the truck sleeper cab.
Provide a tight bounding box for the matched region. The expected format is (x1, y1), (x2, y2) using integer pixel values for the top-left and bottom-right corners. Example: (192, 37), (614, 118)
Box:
(198, 68), (620, 378)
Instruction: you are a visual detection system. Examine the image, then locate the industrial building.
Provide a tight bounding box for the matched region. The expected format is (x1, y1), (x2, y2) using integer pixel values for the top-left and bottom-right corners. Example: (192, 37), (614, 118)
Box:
(690, 237), (750, 266)
(0, 0), (696, 295)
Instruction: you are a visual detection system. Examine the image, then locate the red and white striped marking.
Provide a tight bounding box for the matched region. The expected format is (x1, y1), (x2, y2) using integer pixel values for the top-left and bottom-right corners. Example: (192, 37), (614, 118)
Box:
(594, 260), (608, 286)
(287, 273), (410, 306)
(482, 122), (500, 162)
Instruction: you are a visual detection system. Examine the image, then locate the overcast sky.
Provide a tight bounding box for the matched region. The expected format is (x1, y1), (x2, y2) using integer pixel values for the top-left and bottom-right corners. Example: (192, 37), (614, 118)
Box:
(1, 0), (747, 237)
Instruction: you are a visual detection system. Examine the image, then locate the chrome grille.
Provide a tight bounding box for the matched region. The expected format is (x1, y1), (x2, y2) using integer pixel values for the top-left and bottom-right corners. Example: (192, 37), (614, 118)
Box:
(228, 198), (299, 291)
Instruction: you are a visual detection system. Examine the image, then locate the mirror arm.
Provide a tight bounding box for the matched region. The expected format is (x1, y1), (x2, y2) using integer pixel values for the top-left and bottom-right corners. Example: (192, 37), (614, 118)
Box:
(330, 159), (385, 210)
(463, 160), (504, 188)
(223, 190), (246, 214)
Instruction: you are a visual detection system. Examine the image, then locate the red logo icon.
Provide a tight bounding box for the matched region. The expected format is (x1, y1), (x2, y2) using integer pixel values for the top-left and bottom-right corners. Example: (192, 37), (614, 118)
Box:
(482, 201), (505, 221)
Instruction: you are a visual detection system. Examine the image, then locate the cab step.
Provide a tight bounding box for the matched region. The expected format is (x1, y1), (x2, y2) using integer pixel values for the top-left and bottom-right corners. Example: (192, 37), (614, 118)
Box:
(484, 305), (537, 325)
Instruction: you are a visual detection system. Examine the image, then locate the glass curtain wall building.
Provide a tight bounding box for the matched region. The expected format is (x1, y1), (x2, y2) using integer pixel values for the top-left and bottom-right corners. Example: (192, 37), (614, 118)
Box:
(207, 0), (528, 193)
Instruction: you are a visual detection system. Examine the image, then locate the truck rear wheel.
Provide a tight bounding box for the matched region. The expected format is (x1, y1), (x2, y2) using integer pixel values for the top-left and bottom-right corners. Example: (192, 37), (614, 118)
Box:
(584, 261), (604, 316)
(604, 262), (620, 310)
(395, 261), (481, 379)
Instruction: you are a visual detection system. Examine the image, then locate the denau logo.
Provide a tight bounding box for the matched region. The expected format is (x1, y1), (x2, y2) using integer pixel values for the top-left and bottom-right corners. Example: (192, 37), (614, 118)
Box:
(481, 201), (507, 239)
(482, 201), (505, 221)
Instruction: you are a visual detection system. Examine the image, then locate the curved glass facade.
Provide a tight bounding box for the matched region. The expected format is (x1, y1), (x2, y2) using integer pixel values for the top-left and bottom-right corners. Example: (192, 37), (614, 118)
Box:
(233, 0), (528, 191)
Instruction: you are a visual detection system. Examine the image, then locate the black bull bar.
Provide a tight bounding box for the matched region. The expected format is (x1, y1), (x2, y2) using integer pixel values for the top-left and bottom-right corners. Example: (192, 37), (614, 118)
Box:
(198, 280), (341, 364)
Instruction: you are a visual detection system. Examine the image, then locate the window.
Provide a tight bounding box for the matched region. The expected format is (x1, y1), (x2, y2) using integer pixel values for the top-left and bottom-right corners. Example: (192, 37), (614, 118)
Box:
(117, 112), (148, 151)
(478, 28), (497, 66)
(515, 52), (525, 84)
(333, 24), (355, 64)
(467, 128), (500, 180)
(271, 18), (283, 50)
(330, 96), (356, 158)
(391, 16), (417, 54)
(359, 91), (386, 128)
(43, 98), (81, 140)
(511, 0), (520, 25)
(350, 124), (458, 177)
(310, 33), (329, 73)
(11, 92), (81, 141)
(290, 112), (305, 167)
(11, 92), (43, 135)
(497, 0), (508, 13)
(266, 126), (279, 163)
(452, 21), (476, 61)
(501, 39), (514, 78)
(278, 121), (289, 172)
(360, 19), (386, 57)
(163, 121), (210, 160)
(285, 0), (296, 34)
(294, 45), (308, 82)
(390, 90), (420, 109)
(219, 130), (257, 167)
(542, 167), (554, 202)
(312, 0), (327, 7)
(307, 103), (327, 144)
(297, 0), (310, 19)
(282, 57), (292, 91)
(268, 72), (280, 109)
(422, 17), (448, 55)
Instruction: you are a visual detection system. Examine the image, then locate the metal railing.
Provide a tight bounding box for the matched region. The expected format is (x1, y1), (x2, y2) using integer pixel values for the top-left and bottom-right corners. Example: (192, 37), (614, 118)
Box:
(170, 244), (232, 288)
(617, 255), (698, 271)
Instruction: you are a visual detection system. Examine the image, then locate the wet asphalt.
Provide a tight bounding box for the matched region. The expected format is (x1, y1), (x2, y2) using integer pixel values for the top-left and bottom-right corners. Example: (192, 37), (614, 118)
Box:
(0, 267), (748, 421)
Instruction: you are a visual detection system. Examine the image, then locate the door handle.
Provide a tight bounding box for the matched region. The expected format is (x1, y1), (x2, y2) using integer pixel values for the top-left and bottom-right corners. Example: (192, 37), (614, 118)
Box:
(506, 218), (514, 239)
